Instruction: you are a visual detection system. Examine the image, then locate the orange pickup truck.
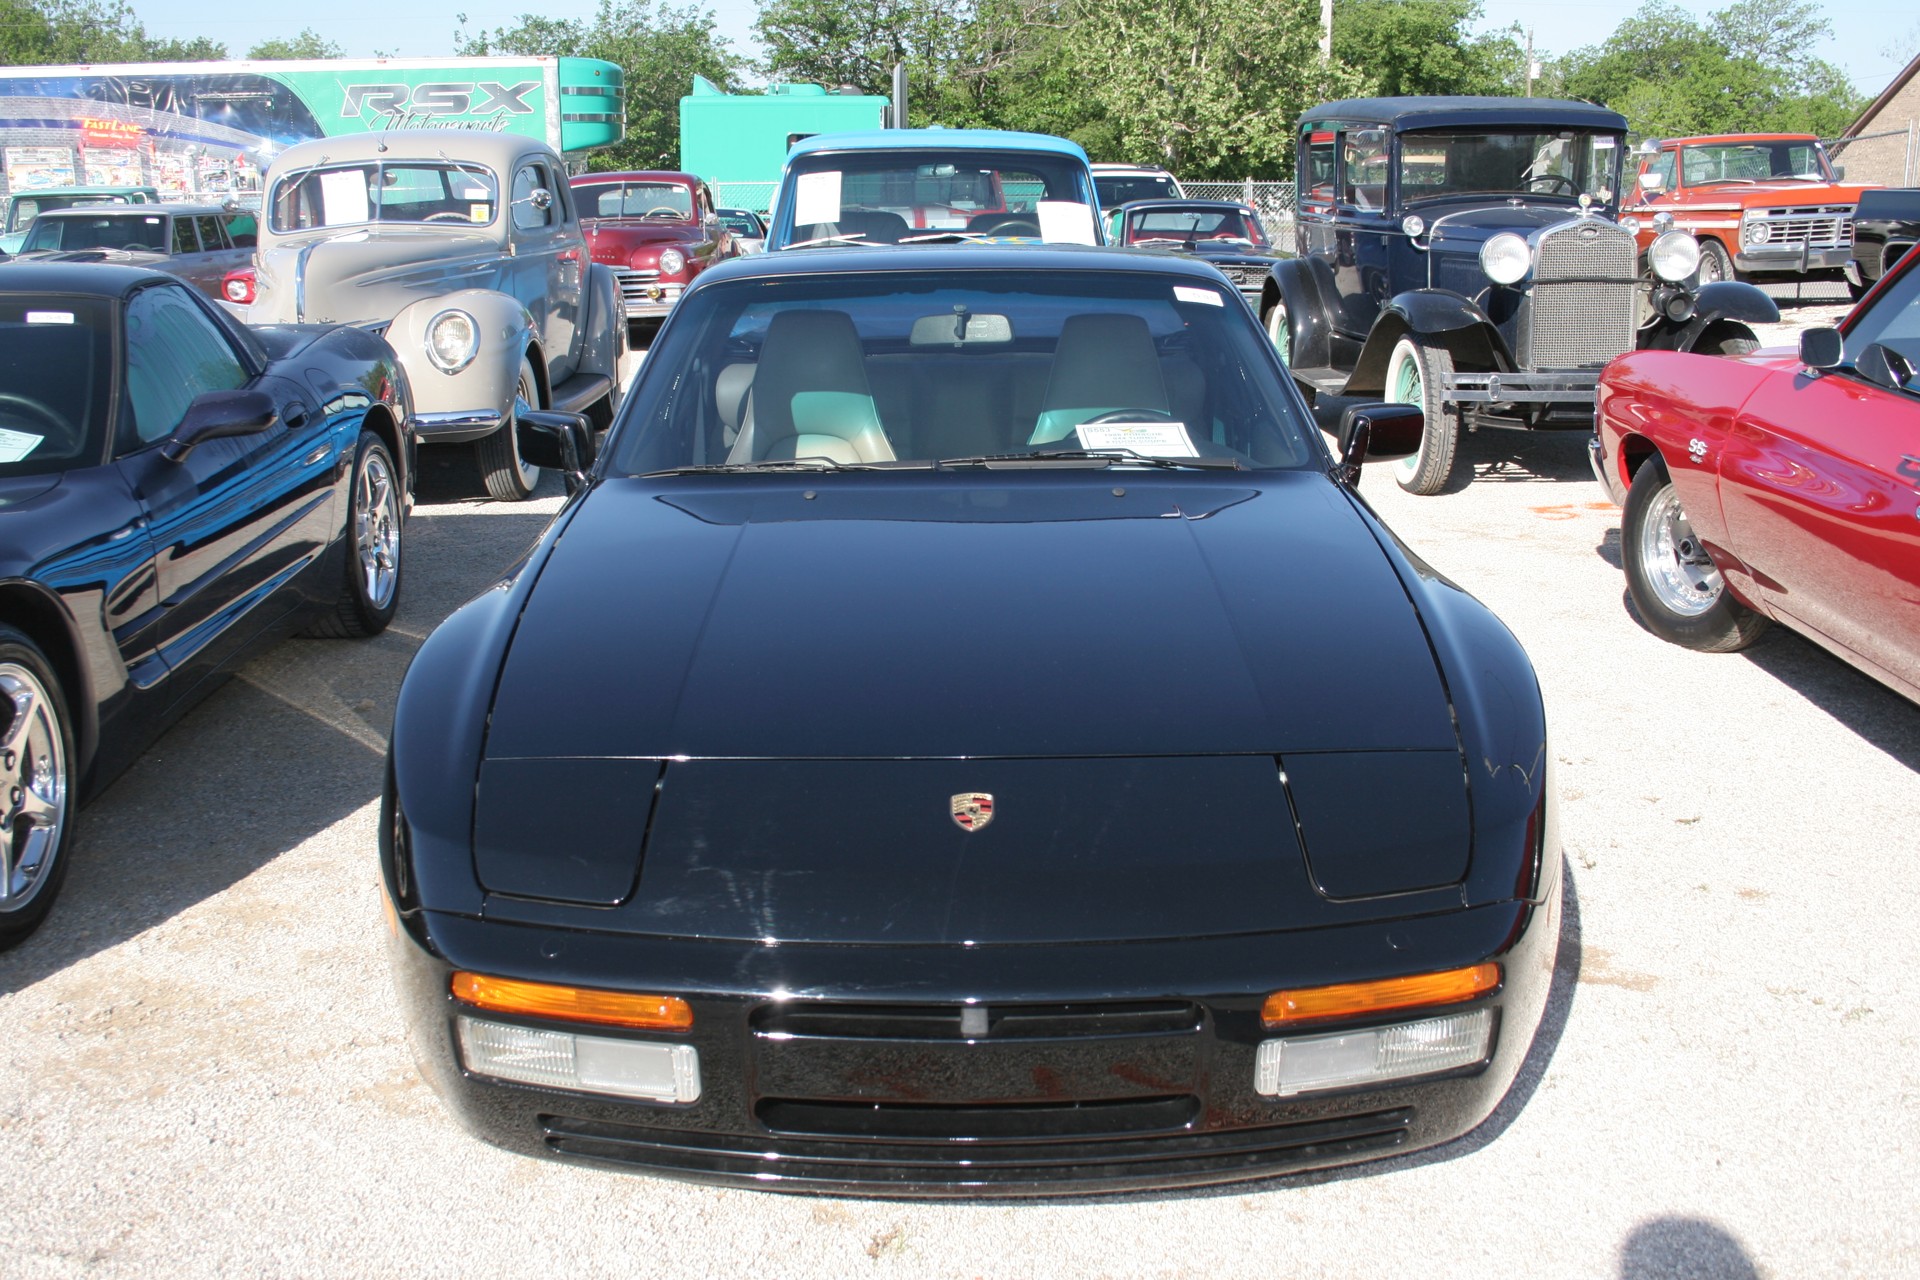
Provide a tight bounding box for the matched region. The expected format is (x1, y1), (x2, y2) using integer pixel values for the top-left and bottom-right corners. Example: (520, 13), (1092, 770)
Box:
(1621, 133), (1875, 292)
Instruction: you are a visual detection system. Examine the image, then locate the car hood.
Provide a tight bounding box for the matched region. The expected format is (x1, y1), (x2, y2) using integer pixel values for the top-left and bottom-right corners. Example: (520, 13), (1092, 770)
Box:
(1425, 205), (1606, 249)
(486, 472), (1458, 761)
(1710, 182), (1873, 207)
(472, 472), (1473, 941)
(252, 228), (500, 324)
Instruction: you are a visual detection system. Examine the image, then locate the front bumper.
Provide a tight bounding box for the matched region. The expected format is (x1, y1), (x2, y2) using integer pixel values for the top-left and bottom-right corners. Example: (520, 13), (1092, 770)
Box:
(414, 409), (505, 445)
(1588, 433), (1626, 505)
(1734, 244), (1851, 274)
(388, 884), (1560, 1196)
(1444, 369), (1600, 406)
(611, 268), (684, 318)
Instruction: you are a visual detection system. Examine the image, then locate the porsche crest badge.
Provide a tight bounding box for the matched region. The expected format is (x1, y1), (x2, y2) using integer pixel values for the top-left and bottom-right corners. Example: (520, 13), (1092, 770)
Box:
(950, 793), (994, 832)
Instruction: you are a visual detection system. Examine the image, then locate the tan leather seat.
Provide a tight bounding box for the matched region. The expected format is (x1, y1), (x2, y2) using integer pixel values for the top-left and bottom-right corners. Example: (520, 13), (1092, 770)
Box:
(1030, 313), (1171, 444)
(727, 309), (895, 464)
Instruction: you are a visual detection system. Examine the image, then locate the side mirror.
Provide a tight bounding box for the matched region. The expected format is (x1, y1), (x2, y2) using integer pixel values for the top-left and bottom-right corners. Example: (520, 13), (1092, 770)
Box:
(1799, 326), (1844, 370)
(518, 409), (594, 493)
(1638, 171), (1665, 193)
(1831, 163), (1846, 181)
(527, 188), (554, 211)
(1335, 401), (1424, 487)
(161, 388), (277, 462)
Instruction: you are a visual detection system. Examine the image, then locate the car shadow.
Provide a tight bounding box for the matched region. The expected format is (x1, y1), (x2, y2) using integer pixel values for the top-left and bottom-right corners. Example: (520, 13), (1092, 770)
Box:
(1441, 425), (1595, 493)
(0, 474), (567, 996)
(1617, 588), (1920, 773)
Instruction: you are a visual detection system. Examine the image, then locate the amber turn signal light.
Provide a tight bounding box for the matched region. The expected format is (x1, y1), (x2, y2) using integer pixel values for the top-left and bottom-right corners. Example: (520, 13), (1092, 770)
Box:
(1262, 962), (1501, 1027)
(451, 972), (694, 1030)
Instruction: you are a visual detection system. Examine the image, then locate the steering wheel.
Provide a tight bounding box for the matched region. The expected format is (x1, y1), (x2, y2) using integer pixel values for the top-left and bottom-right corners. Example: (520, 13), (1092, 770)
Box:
(122, 243), (153, 251)
(0, 391), (72, 442)
(424, 211), (473, 223)
(1081, 408), (1177, 425)
(1526, 175), (1580, 196)
(643, 206), (686, 219)
(977, 218), (1042, 237)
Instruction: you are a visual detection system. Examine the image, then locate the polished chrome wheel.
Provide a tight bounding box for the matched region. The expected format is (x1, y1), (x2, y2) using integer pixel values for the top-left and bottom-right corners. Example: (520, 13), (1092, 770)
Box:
(1637, 485), (1722, 617)
(355, 446), (401, 611)
(0, 663), (67, 912)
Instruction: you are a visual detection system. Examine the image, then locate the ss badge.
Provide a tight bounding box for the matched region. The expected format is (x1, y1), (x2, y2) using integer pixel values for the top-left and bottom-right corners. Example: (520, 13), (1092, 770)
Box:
(950, 792), (995, 832)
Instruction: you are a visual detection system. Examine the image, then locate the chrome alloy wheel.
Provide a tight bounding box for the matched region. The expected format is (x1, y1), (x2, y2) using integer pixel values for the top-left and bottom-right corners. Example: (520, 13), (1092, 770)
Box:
(355, 446), (401, 610)
(1638, 486), (1723, 617)
(0, 664), (67, 912)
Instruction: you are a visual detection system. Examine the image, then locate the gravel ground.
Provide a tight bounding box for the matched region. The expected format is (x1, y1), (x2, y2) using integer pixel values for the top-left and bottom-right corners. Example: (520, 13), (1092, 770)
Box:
(3, 299), (1915, 1279)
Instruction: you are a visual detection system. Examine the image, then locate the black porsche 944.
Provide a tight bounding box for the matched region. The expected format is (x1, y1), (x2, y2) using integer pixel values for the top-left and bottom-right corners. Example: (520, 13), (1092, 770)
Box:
(383, 245), (1560, 1196)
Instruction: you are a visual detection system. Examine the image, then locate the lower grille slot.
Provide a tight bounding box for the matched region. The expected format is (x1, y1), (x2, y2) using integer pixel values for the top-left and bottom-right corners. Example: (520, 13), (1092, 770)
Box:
(751, 1000), (1202, 1041)
(756, 1094), (1199, 1141)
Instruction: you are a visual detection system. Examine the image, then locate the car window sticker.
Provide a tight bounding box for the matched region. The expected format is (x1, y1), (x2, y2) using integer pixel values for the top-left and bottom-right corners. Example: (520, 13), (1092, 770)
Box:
(1174, 286), (1225, 307)
(1036, 200), (1097, 244)
(793, 170), (842, 225)
(0, 428), (45, 463)
(1077, 421), (1199, 456)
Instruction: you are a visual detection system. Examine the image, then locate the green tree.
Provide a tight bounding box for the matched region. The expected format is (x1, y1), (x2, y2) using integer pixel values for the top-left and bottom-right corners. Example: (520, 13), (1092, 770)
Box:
(249, 28), (344, 60)
(458, 0), (745, 169)
(0, 0), (56, 64)
(0, 0), (226, 63)
(755, 0), (966, 101)
(1331, 0), (1521, 98)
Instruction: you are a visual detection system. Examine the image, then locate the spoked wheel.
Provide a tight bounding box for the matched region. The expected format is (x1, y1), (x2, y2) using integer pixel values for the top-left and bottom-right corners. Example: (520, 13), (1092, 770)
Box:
(1621, 456), (1768, 651)
(476, 357), (542, 501)
(1384, 335), (1457, 495)
(1696, 239), (1739, 285)
(308, 430), (403, 638)
(0, 628), (74, 951)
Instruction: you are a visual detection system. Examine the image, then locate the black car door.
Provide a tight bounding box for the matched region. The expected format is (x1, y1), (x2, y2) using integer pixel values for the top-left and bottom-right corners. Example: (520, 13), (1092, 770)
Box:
(114, 282), (334, 700)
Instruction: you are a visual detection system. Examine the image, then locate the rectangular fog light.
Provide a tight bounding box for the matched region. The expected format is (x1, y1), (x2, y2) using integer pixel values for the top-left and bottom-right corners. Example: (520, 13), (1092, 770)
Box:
(457, 1016), (701, 1103)
(1254, 1008), (1492, 1098)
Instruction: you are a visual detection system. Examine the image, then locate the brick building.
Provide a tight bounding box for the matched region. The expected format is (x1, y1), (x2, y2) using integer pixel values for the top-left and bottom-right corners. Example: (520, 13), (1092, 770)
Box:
(1836, 52), (1920, 186)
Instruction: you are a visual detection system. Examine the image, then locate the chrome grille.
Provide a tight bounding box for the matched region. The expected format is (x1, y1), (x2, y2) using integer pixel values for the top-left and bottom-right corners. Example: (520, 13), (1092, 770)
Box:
(612, 267), (682, 314)
(1746, 206), (1852, 249)
(1518, 220), (1639, 370)
(1215, 264), (1269, 305)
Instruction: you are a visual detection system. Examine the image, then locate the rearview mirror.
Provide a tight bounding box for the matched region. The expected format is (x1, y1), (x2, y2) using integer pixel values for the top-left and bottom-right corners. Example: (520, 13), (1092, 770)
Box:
(1335, 402), (1424, 487)
(1799, 326), (1844, 370)
(161, 388), (277, 462)
(517, 409), (594, 493)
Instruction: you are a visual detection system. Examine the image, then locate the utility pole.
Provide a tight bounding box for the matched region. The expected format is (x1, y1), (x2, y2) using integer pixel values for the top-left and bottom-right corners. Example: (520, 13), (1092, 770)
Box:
(1320, 0), (1332, 59)
(1524, 26), (1536, 97)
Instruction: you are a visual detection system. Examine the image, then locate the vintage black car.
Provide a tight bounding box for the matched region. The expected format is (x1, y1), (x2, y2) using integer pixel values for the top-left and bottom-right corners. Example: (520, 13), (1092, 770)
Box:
(1847, 188), (1920, 298)
(1106, 198), (1285, 312)
(0, 263), (413, 950)
(383, 245), (1560, 1196)
(1263, 97), (1779, 493)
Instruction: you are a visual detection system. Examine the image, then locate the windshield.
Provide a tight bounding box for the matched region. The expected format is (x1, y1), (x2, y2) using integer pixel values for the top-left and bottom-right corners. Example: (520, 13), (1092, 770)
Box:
(1842, 255), (1920, 381)
(0, 296), (113, 476)
(1679, 141), (1830, 186)
(577, 180), (694, 219)
(773, 148), (1100, 248)
(717, 209), (763, 235)
(24, 213), (167, 252)
(610, 267), (1317, 474)
(1396, 130), (1622, 208)
(1096, 174), (1180, 208)
(269, 162), (500, 232)
(1120, 206), (1268, 249)
(6, 195), (138, 235)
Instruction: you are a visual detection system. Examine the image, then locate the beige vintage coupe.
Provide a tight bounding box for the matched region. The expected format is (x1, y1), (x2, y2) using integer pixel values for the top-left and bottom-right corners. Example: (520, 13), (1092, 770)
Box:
(224, 131), (625, 499)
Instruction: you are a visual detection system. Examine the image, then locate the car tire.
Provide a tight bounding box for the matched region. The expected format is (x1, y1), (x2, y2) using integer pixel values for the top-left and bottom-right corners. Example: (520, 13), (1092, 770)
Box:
(1696, 238), (1740, 285)
(1845, 278), (1869, 303)
(476, 357), (541, 502)
(1621, 456), (1768, 652)
(1384, 335), (1458, 495)
(0, 627), (76, 952)
(1264, 297), (1290, 365)
(1692, 322), (1759, 357)
(306, 430), (403, 639)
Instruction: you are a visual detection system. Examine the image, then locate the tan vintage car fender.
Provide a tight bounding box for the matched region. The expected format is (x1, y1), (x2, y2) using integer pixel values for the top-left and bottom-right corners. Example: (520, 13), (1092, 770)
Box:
(386, 289), (539, 445)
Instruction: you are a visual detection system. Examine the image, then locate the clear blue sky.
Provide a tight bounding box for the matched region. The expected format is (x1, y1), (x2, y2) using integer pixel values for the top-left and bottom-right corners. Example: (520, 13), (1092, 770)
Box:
(122, 0), (1913, 104)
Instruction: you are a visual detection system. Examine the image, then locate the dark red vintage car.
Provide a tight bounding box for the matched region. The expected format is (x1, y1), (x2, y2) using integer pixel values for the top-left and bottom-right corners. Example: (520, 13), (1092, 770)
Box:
(1592, 248), (1920, 704)
(569, 171), (733, 321)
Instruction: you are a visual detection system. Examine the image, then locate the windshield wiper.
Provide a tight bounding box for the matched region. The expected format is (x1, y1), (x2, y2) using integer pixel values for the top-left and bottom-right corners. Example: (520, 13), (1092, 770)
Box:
(896, 230), (992, 244)
(936, 448), (1243, 470)
(784, 233), (877, 249)
(642, 457), (890, 476)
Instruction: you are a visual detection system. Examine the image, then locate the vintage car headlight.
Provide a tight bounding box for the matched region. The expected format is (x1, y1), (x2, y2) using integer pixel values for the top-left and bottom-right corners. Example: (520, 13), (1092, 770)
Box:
(425, 308), (480, 374)
(1619, 215), (1642, 234)
(1401, 215), (1425, 237)
(1648, 230), (1702, 282)
(1742, 217), (1770, 247)
(1479, 232), (1531, 284)
(657, 247), (687, 276)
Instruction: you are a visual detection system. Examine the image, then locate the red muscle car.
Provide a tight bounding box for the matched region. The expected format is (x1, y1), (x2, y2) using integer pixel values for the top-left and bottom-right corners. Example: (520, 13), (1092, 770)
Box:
(570, 171), (733, 320)
(1591, 247), (1920, 704)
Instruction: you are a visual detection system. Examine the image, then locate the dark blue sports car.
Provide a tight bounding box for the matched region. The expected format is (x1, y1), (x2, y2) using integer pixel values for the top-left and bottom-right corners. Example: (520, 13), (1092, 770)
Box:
(0, 262), (412, 949)
(384, 245), (1558, 1195)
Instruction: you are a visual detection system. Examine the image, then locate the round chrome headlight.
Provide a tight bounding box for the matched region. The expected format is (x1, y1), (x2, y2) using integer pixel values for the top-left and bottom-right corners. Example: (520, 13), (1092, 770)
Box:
(657, 247), (687, 276)
(1620, 215), (1642, 234)
(1401, 215), (1425, 237)
(1648, 230), (1701, 282)
(1480, 232), (1531, 285)
(1742, 219), (1769, 247)
(425, 309), (479, 374)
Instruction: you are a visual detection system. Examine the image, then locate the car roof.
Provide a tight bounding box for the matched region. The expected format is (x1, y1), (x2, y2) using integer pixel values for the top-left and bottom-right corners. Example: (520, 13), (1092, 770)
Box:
(788, 129), (1091, 162)
(688, 242), (1228, 291)
(265, 129), (556, 174)
(34, 204), (232, 218)
(1652, 133), (1821, 147)
(572, 171), (701, 185)
(1112, 199), (1254, 214)
(1090, 163), (1174, 175)
(8, 186), (157, 198)
(0, 261), (178, 295)
(1302, 96), (1627, 133)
